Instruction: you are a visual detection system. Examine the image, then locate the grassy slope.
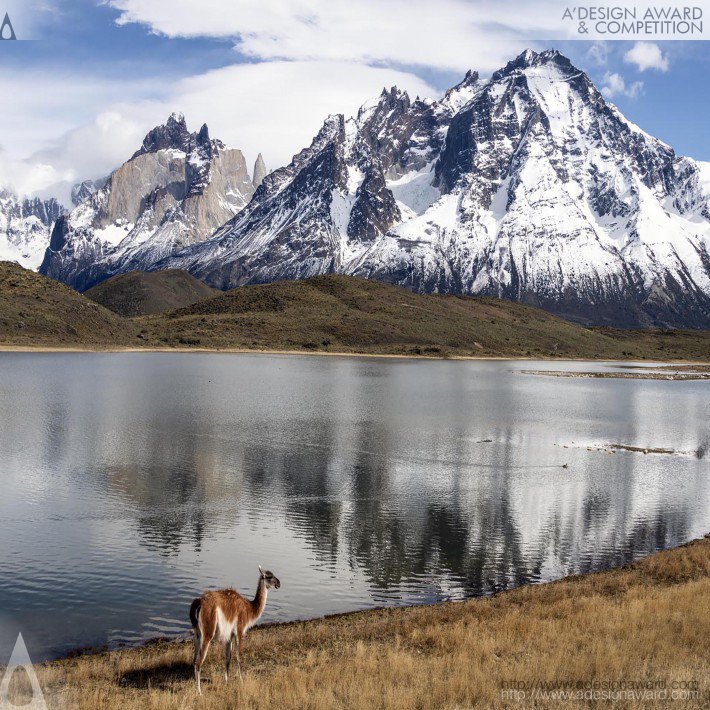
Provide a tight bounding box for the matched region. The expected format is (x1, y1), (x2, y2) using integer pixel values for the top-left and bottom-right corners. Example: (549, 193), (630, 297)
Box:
(85, 270), (220, 317)
(14, 537), (709, 709)
(139, 274), (710, 360)
(0, 261), (135, 345)
(1, 263), (709, 359)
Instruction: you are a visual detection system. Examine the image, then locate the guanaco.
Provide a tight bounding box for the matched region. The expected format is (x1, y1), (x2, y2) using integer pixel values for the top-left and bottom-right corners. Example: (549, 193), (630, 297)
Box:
(189, 566), (281, 693)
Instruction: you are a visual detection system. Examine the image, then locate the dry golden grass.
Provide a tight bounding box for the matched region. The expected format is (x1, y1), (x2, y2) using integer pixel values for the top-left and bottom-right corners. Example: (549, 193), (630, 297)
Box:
(7, 537), (708, 709)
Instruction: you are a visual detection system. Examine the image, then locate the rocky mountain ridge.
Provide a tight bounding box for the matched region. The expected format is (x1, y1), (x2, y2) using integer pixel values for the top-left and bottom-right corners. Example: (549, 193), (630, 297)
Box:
(33, 51), (710, 327)
(39, 113), (263, 292)
(156, 50), (710, 327)
(0, 189), (65, 270)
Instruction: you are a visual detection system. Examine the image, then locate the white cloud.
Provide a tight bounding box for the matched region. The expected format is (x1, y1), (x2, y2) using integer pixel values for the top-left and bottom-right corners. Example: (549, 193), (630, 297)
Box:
(0, 70), (157, 161)
(0, 68), (165, 201)
(0, 61), (436, 203)
(0, 0), (552, 202)
(624, 42), (669, 72)
(106, 0), (533, 74)
(600, 72), (644, 100)
(586, 42), (609, 67)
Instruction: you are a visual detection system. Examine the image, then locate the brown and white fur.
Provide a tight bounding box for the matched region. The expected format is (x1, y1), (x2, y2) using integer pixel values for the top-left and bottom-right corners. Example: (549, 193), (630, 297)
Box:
(189, 566), (280, 693)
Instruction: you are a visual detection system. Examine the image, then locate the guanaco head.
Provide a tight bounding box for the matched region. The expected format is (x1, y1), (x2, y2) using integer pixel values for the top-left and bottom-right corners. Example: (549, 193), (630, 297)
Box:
(258, 565), (281, 589)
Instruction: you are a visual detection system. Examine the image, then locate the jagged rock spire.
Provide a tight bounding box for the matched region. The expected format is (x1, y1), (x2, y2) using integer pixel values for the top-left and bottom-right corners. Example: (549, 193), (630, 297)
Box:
(133, 112), (193, 158)
(253, 153), (267, 189)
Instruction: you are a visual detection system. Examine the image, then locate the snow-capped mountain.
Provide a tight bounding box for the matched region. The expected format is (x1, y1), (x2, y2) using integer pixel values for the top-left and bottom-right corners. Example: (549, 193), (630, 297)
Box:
(154, 73), (476, 289)
(154, 50), (710, 327)
(40, 113), (257, 292)
(71, 178), (107, 207)
(0, 189), (64, 270)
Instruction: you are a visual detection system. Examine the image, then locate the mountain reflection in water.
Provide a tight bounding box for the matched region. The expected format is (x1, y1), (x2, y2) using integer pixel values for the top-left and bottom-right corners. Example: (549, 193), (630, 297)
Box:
(0, 352), (707, 660)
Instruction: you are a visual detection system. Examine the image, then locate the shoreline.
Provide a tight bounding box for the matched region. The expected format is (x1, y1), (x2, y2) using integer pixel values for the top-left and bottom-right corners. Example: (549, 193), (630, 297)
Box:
(15, 536), (709, 709)
(1, 343), (709, 366)
(51, 535), (710, 664)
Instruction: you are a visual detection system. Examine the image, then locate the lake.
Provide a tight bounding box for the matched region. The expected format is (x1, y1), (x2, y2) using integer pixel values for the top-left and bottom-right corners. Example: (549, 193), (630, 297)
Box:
(0, 353), (708, 661)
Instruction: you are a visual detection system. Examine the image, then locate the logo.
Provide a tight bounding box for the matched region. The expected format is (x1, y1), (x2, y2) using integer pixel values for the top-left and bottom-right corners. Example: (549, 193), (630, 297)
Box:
(0, 12), (16, 40)
(560, 5), (705, 38)
(0, 634), (47, 709)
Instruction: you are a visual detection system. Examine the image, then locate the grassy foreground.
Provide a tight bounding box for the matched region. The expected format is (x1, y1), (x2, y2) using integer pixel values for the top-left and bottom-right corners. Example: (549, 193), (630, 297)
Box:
(7, 537), (709, 709)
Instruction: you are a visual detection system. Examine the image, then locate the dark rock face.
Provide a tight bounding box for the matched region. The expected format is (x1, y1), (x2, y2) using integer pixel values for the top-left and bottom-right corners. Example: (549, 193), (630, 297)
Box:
(40, 214), (113, 292)
(133, 112), (194, 158)
(46, 214), (69, 253)
(348, 169), (400, 242)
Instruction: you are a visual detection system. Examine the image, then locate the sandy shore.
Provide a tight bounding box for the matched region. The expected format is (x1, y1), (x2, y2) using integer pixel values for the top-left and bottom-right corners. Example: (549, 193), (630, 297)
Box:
(1, 343), (709, 367)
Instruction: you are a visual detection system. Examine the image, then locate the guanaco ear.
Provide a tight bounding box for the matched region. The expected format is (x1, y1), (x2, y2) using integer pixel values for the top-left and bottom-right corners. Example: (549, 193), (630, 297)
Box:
(258, 565), (264, 577)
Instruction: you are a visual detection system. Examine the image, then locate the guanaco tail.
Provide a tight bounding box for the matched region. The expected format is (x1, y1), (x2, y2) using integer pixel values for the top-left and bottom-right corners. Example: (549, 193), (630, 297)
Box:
(189, 566), (281, 694)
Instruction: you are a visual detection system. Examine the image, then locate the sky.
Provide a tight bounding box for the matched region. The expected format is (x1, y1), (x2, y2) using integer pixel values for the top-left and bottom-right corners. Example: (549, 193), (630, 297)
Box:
(1, 0), (710, 204)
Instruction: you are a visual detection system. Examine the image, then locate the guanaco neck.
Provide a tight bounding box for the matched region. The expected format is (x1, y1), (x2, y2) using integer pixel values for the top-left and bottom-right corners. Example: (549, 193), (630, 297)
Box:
(250, 576), (268, 620)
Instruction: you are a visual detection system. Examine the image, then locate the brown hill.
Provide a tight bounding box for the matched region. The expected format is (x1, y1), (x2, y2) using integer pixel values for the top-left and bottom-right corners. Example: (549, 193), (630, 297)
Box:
(2, 264), (708, 359)
(139, 274), (710, 360)
(85, 270), (219, 317)
(0, 261), (134, 346)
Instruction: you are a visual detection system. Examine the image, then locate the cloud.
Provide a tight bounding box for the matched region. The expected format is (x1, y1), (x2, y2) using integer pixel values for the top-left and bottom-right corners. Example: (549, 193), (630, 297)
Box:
(0, 61), (437, 202)
(106, 0), (533, 74)
(600, 72), (643, 100)
(586, 42), (609, 67)
(0, 0), (550, 201)
(0, 70), (155, 161)
(624, 42), (669, 72)
(0, 67), (165, 201)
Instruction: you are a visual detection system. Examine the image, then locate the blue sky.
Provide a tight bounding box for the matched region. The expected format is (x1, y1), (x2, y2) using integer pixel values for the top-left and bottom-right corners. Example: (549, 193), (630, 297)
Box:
(1, 0), (709, 201)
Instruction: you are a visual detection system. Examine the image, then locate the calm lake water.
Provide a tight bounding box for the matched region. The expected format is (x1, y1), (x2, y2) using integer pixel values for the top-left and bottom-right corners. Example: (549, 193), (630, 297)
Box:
(0, 353), (708, 661)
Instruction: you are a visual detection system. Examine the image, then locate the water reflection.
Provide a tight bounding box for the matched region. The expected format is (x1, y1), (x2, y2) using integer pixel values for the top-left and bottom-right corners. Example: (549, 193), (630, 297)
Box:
(0, 353), (707, 660)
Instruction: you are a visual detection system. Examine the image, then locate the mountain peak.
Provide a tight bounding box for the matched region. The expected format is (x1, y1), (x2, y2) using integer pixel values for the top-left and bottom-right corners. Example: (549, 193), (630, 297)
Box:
(513, 48), (565, 66)
(518, 48), (539, 64)
(195, 123), (212, 152)
(441, 69), (481, 113)
(253, 153), (267, 189)
(357, 86), (411, 126)
(371, 86), (409, 106)
(378, 85), (407, 100)
(491, 48), (574, 82)
(444, 69), (480, 95)
(134, 113), (194, 158)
